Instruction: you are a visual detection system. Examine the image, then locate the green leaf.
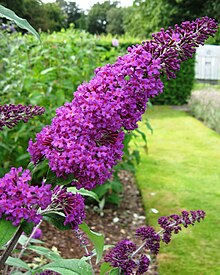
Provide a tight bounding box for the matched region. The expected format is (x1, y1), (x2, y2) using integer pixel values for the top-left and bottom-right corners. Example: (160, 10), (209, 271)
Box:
(0, 219), (17, 247)
(40, 67), (57, 75)
(18, 234), (44, 246)
(79, 222), (104, 264)
(0, 141), (12, 152)
(28, 245), (61, 261)
(100, 262), (112, 275)
(67, 187), (100, 203)
(21, 220), (34, 235)
(145, 119), (153, 134)
(134, 128), (147, 144)
(42, 259), (93, 275)
(132, 150), (141, 165)
(44, 169), (76, 187)
(109, 268), (120, 274)
(0, 5), (40, 41)
(105, 193), (121, 206)
(43, 213), (71, 231)
(6, 256), (31, 271)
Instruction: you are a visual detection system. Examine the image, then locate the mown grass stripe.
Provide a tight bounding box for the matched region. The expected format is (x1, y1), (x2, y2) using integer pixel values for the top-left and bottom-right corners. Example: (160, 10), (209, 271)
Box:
(135, 106), (220, 275)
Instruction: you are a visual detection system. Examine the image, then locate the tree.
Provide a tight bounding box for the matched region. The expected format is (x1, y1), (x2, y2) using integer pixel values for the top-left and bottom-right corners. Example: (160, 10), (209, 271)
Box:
(56, 0), (86, 29)
(123, 0), (220, 38)
(86, 0), (119, 34)
(123, 0), (171, 38)
(0, 0), (66, 32)
(106, 7), (125, 35)
(42, 2), (66, 31)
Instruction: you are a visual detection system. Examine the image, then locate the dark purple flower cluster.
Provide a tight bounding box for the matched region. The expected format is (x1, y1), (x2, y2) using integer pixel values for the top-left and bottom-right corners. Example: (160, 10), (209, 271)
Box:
(0, 104), (45, 131)
(143, 16), (218, 79)
(158, 210), (206, 244)
(104, 240), (137, 275)
(104, 239), (150, 275)
(105, 210), (206, 274)
(50, 186), (85, 229)
(28, 17), (218, 190)
(136, 226), (160, 254)
(0, 167), (52, 226)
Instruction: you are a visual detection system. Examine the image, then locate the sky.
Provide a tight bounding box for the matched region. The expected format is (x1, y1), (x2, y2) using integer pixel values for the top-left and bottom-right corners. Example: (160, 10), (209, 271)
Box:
(42, 0), (134, 11)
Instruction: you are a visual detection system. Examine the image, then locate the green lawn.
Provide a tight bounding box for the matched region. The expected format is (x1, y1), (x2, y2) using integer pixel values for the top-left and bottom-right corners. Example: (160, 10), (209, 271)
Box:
(135, 106), (220, 275)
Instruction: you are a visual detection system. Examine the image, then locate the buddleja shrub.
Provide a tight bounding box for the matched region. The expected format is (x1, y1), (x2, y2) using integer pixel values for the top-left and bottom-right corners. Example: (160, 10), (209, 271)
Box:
(0, 5), (218, 274)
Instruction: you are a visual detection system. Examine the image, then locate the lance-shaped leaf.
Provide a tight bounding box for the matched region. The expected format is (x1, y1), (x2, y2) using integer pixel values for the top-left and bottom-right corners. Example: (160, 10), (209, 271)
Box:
(0, 4), (40, 41)
(41, 259), (93, 275)
(0, 219), (17, 248)
(6, 256), (31, 271)
(79, 222), (104, 264)
(67, 187), (100, 203)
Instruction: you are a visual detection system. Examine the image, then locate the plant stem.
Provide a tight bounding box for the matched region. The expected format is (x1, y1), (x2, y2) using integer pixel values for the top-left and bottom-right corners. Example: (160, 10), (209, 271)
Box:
(18, 220), (43, 260)
(0, 224), (23, 270)
(10, 220), (43, 274)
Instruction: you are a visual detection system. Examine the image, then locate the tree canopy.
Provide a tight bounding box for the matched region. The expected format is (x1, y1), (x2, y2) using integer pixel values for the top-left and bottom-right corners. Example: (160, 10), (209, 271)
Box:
(0, 0), (219, 42)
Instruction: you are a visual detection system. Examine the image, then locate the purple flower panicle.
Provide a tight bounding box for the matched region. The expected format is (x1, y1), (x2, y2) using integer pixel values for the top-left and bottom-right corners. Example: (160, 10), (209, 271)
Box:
(0, 104), (45, 131)
(0, 167), (52, 226)
(28, 17), (218, 190)
(158, 210), (206, 244)
(50, 186), (85, 229)
(143, 16), (218, 79)
(105, 210), (206, 274)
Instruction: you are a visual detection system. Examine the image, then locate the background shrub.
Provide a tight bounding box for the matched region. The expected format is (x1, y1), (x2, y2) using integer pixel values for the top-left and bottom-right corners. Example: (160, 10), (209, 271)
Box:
(188, 90), (220, 133)
(151, 57), (195, 105)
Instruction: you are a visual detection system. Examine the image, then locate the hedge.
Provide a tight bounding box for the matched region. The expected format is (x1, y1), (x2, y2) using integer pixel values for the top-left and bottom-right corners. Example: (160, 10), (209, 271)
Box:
(151, 56), (195, 105)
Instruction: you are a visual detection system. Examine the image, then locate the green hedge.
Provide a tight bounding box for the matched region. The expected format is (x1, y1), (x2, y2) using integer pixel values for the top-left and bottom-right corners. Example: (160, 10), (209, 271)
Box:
(151, 56), (195, 105)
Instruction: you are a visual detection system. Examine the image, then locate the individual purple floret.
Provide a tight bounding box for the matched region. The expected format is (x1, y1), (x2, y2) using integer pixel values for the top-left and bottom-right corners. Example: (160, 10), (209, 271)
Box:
(158, 210), (206, 244)
(0, 104), (45, 131)
(0, 167), (52, 226)
(50, 186), (85, 229)
(136, 226), (160, 254)
(104, 239), (137, 275)
(28, 17), (218, 190)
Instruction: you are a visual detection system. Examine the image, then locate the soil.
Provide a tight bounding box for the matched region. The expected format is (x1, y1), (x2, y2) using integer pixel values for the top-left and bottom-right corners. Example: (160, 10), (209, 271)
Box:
(37, 171), (158, 274)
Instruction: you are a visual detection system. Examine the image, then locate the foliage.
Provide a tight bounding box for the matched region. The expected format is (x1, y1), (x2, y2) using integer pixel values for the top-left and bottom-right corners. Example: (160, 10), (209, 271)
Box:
(0, 28), (136, 176)
(41, 2), (66, 32)
(188, 90), (220, 133)
(165, 0), (220, 27)
(56, 0), (86, 29)
(106, 7), (125, 35)
(123, 0), (220, 39)
(135, 106), (220, 274)
(123, 0), (171, 38)
(0, 27), (141, 209)
(86, 0), (119, 34)
(151, 57), (195, 105)
(0, 0), (66, 32)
